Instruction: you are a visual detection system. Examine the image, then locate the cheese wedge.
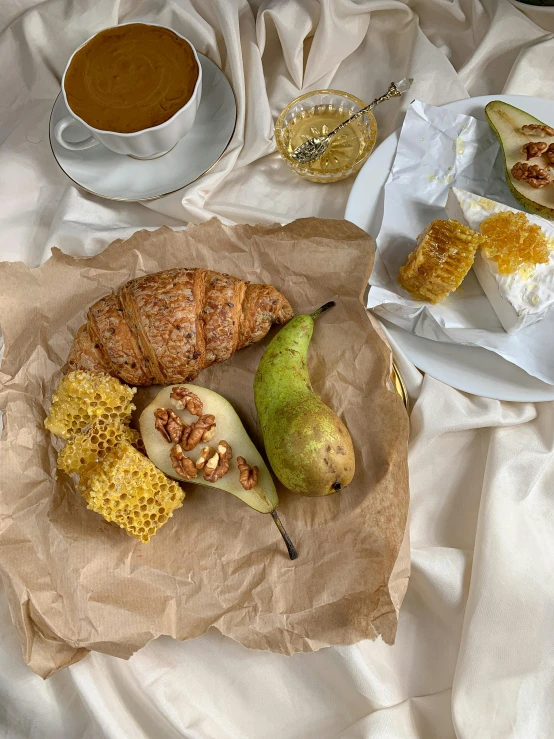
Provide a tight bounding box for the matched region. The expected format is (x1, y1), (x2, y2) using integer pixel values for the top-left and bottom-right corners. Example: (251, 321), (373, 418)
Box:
(445, 188), (554, 332)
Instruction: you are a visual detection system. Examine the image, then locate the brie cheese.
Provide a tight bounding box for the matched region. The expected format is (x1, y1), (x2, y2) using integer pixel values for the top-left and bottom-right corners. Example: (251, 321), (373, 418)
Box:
(445, 187), (554, 332)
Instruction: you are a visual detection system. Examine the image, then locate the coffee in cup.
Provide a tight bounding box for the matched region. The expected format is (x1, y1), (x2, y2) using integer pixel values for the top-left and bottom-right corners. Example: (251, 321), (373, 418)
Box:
(64, 24), (199, 134)
(55, 23), (202, 159)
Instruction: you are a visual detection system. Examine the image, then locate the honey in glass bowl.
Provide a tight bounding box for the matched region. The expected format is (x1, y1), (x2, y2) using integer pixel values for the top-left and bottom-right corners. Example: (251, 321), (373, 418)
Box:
(275, 90), (377, 183)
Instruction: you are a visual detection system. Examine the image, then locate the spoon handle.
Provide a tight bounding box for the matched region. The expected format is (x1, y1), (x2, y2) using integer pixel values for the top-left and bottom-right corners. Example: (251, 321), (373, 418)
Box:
(328, 78), (413, 138)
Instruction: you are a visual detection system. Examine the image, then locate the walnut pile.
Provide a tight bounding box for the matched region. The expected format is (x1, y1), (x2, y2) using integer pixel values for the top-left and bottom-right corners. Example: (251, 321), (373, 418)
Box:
(154, 408), (185, 444)
(180, 414), (217, 451)
(236, 457), (259, 490)
(204, 441), (232, 482)
(513, 125), (554, 185)
(169, 444), (197, 480)
(521, 124), (554, 137)
(521, 141), (547, 160)
(170, 387), (203, 416)
(511, 123), (554, 189)
(511, 161), (550, 188)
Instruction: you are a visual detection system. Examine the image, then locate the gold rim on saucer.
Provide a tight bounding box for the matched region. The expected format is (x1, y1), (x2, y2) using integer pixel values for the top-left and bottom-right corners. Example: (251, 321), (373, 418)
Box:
(48, 53), (237, 202)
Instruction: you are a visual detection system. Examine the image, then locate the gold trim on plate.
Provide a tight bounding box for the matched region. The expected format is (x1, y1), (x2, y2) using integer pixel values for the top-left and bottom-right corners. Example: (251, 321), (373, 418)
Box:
(48, 53), (238, 202)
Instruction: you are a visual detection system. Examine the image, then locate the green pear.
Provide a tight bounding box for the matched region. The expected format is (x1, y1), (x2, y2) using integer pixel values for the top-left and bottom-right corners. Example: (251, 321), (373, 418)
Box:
(140, 384), (297, 558)
(486, 100), (554, 220)
(254, 302), (355, 497)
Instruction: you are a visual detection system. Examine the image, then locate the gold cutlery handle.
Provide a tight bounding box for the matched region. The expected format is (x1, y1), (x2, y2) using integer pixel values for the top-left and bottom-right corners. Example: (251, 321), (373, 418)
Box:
(328, 78), (413, 138)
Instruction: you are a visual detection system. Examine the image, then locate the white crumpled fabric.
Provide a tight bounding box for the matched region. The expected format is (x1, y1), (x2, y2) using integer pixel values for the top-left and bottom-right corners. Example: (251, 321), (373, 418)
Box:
(1, 1), (554, 738)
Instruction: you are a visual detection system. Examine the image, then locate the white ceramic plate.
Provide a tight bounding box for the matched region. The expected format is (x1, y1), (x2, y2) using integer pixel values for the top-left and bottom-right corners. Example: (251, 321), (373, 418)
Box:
(345, 94), (554, 402)
(49, 54), (237, 201)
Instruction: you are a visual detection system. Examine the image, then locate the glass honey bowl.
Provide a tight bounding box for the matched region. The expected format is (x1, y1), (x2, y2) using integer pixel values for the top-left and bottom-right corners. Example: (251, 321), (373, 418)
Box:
(275, 90), (378, 183)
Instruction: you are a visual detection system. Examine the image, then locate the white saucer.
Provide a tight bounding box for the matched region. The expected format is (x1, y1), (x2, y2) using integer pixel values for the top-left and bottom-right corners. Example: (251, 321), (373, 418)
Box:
(49, 54), (237, 201)
(346, 94), (554, 402)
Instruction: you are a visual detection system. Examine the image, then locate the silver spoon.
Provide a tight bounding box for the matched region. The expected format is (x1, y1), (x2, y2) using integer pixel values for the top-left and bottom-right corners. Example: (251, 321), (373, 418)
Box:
(290, 78), (414, 165)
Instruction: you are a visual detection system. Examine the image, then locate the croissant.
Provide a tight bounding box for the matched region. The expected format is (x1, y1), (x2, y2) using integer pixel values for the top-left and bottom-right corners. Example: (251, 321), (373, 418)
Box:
(67, 268), (293, 385)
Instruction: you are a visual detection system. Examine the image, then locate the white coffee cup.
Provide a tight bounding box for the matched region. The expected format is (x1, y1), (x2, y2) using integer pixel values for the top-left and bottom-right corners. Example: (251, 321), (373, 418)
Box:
(55, 23), (202, 159)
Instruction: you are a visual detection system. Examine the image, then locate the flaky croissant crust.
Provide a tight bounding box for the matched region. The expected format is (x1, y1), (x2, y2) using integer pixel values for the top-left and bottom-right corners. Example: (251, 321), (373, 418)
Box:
(67, 268), (293, 385)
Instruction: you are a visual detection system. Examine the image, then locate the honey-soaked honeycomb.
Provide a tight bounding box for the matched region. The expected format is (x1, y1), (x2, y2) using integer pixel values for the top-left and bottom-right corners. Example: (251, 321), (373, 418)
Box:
(45, 371), (136, 440)
(398, 219), (483, 303)
(57, 419), (140, 476)
(480, 211), (550, 275)
(78, 441), (184, 543)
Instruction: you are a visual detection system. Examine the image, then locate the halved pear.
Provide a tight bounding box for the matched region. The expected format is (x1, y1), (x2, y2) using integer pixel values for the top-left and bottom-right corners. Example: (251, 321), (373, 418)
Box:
(485, 100), (554, 220)
(139, 384), (297, 558)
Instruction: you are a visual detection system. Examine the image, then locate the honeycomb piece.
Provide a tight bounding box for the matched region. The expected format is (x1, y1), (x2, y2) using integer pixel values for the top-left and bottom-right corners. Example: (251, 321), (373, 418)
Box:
(57, 419), (140, 476)
(45, 370), (136, 440)
(398, 219), (483, 304)
(480, 211), (550, 275)
(78, 441), (184, 543)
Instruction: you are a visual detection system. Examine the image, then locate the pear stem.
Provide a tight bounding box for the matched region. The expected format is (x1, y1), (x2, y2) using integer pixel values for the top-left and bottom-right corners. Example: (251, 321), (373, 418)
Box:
(270, 510), (298, 560)
(310, 301), (335, 320)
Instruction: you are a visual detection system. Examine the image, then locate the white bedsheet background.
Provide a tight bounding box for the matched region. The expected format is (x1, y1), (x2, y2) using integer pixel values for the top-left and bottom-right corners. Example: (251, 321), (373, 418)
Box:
(1, 1), (553, 737)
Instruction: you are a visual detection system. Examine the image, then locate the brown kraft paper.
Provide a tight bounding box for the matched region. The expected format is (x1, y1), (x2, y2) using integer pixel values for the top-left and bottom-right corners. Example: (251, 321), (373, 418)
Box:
(0, 218), (410, 678)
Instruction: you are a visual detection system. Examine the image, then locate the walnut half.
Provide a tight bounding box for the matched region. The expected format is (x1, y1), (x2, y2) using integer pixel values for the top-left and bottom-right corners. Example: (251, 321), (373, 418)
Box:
(154, 408), (186, 444)
(170, 444), (198, 480)
(180, 414), (216, 451)
(511, 161), (550, 188)
(170, 387), (203, 416)
(521, 124), (554, 137)
(236, 457), (259, 490)
(203, 441), (232, 482)
(521, 141), (547, 160)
